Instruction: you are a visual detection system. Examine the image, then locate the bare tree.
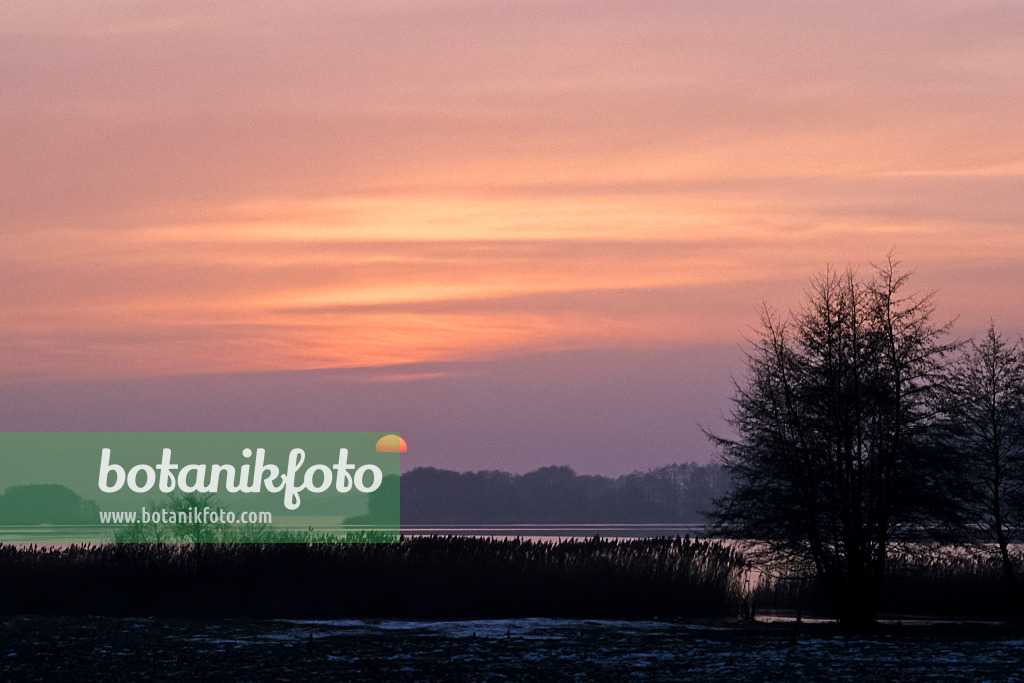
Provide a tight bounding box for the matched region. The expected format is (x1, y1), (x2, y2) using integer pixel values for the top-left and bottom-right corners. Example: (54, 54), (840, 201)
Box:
(707, 257), (955, 630)
(113, 491), (221, 544)
(941, 324), (1024, 607)
(166, 491), (221, 544)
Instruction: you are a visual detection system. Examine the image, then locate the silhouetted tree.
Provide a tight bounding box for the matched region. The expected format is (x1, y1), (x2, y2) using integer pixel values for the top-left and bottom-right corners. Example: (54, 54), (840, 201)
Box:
(941, 323), (1024, 608)
(113, 491), (219, 543)
(708, 257), (956, 630)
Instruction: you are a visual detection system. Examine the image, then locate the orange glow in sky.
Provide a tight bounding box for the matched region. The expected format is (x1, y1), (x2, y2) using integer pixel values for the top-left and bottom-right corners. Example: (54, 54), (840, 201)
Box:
(3, 2), (1024, 383)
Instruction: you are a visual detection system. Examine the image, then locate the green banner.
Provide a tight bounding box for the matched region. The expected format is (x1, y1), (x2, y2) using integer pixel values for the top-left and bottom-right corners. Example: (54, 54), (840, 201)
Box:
(0, 432), (401, 544)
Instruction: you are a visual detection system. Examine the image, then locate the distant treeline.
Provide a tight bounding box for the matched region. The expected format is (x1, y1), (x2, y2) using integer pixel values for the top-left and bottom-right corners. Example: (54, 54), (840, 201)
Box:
(400, 462), (728, 524)
(0, 484), (98, 525)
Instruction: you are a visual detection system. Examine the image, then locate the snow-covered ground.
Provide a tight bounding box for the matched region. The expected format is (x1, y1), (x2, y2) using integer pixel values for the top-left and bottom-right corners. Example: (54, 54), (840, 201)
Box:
(5, 615), (1024, 681)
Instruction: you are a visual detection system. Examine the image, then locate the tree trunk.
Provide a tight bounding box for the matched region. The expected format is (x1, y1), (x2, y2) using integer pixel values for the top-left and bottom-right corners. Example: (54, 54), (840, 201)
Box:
(838, 581), (879, 632)
(824, 559), (882, 632)
(997, 534), (1023, 616)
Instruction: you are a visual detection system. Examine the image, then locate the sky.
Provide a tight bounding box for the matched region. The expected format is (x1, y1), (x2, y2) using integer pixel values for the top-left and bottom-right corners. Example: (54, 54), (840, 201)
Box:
(2, 1), (1023, 475)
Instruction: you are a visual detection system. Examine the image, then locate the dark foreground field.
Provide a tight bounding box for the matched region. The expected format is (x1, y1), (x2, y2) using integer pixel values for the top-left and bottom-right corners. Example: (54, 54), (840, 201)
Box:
(5, 615), (1024, 682)
(5, 538), (1024, 680)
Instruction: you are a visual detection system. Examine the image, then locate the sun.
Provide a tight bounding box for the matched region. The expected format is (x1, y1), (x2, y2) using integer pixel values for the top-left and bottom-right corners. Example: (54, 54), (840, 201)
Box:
(375, 434), (407, 453)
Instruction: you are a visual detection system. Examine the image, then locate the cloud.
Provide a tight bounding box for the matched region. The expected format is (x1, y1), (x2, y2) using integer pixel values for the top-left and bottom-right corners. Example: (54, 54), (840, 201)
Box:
(2, 1), (1023, 384)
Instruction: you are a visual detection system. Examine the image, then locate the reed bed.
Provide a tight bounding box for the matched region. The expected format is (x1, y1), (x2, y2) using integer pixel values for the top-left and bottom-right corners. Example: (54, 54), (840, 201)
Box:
(0, 536), (746, 619)
(880, 550), (1018, 617)
(749, 548), (1023, 619)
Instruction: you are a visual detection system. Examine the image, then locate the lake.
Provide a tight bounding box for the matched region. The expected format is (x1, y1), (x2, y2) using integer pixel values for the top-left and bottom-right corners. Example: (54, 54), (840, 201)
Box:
(0, 522), (708, 545)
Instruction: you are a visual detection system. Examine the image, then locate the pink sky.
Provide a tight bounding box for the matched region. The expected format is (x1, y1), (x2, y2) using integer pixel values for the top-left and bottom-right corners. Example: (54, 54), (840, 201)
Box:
(2, 2), (1023, 473)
